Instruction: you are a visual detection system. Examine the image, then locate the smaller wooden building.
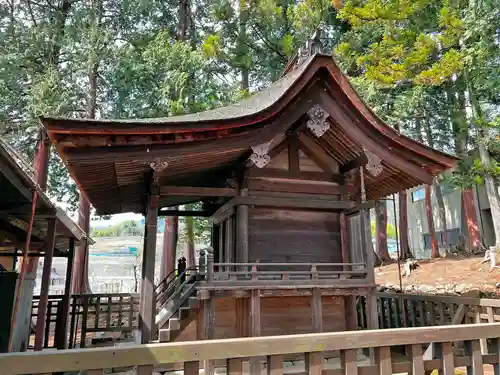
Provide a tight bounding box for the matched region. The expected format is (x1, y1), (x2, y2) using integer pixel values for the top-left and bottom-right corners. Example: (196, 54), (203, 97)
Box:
(0, 139), (90, 352)
(41, 52), (457, 348)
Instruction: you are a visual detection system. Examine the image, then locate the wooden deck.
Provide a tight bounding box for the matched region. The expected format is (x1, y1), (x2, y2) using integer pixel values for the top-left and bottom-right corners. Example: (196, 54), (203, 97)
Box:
(1, 323), (499, 375)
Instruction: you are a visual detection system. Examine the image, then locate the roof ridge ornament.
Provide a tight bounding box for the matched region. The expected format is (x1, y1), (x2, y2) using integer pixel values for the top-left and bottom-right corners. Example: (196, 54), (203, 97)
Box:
(296, 29), (323, 67)
(363, 147), (383, 177)
(250, 141), (272, 168)
(306, 104), (330, 137)
(150, 158), (169, 172)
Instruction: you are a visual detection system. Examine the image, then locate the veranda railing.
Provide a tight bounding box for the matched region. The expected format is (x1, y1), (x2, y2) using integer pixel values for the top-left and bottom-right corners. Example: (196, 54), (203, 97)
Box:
(3, 323), (500, 375)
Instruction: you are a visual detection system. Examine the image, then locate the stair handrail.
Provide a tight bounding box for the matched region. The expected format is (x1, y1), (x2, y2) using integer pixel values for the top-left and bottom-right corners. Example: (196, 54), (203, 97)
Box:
(154, 269), (178, 295)
(155, 272), (198, 326)
(155, 266), (198, 314)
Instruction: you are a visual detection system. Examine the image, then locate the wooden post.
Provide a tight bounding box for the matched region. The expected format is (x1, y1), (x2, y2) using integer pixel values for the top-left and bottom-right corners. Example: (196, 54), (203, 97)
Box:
(56, 238), (75, 349)
(198, 250), (206, 279)
(34, 218), (57, 351)
(359, 167), (377, 365)
(218, 220), (225, 270)
(72, 194), (91, 294)
(225, 215), (234, 271)
(237, 188), (249, 266)
(311, 289), (323, 332)
(206, 248), (214, 283)
(250, 289), (261, 375)
(139, 193), (158, 344)
(199, 293), (215, 375)
(160, 214), (178, 281)
(340, 212), (350, 270)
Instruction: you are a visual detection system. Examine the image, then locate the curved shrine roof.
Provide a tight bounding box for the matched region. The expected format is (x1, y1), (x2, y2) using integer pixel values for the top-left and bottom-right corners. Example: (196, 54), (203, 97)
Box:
(41, 54), (458, 215)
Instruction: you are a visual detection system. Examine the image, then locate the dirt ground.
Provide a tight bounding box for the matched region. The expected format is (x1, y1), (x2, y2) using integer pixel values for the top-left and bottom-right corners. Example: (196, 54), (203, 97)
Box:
(375, 254), (500, 292)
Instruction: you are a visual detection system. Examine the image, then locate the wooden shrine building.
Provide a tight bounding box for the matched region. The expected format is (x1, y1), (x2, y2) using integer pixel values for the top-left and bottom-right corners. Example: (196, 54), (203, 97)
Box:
(40, 52), (457, 350)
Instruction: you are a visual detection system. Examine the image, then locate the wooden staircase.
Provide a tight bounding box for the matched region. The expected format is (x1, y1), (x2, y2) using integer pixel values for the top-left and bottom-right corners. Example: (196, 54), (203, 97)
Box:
(157, 294), (199, 342)
(154, 270), (200, 343)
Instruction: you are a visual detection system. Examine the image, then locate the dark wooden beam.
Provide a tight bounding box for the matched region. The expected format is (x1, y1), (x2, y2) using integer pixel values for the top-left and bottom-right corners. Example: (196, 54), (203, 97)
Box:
(234, 196), (355, 210)
(158, 210), (214, 217)
(344, 201), (376, 216)
(339, 154), (368, 175)
(246, 178), (355, 195)
(159, 186), (238, 197)
(246, 168), (343, 184)
(288, 133), (300, 174)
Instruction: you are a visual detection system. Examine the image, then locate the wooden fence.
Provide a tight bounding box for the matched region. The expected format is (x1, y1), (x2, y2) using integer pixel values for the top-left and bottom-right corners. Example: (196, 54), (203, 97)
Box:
(357, 292), (500, 331)
(31, 293), (140, 349)
(3, 323), (500, 375)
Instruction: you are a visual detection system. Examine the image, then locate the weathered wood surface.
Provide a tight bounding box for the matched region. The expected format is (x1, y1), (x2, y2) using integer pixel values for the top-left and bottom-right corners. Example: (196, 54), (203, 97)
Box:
(1, 323), (499, 375)
(174, 295), (346, 341)
(30, 293), (140, 350)
(248, 208), (342, 265)
(359, 292), (500, 333)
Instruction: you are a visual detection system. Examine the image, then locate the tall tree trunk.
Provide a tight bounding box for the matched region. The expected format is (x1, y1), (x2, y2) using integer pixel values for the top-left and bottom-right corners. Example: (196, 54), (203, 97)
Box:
(160, 212), (178, 281)
(177, 0), (191, 41)
(447, 84), (481, 251)
(398, 190), (413, 259)
(425, 184), (440, 258)
(239, 0), (249, 91)
(375, 200), (390, 261)
(416, 117), (439, 258)
(393, 124), (413, 259)
(424, 118), (448, 255)
(467, 74), (500, 263)
(73, 0), (102, 294)
(185, 216), (195, 268)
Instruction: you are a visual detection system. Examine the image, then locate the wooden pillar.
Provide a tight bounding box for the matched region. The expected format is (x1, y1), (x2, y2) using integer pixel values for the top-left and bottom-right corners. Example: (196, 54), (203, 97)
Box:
(237, 188), (249, 265)
(72, 194), (90, 294)
(311, 289), (323, 333)
(340, 211), (357, 331)
(197, 291), (215, 375)
(160, 213), (178, 281)
(340, 212), (350, 270)
(218, 220), (225, 267)
(359, 166), (378, 332)
(250, 289), (261, 375)
(34, 218), (57, 351)
(140, 193), (158, 344)
(56, 238), (75, 349)
(225, 215), (234, 270)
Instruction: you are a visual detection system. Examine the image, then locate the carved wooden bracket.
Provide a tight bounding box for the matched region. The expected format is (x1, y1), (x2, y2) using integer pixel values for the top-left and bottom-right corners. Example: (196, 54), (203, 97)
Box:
(250, 141), (272, 168)
(363, 148), (383, 177)
(150, 158), (169, 172)
(306, 104), (330, 137)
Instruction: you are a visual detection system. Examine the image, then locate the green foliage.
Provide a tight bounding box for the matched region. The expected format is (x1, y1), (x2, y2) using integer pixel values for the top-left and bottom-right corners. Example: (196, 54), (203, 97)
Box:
(371, 221), (397, 239)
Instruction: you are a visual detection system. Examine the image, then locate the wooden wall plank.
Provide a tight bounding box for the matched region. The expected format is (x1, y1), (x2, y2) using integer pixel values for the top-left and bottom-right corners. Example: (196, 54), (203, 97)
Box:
(227, 358), (243, 375)
(267, 355), (283, 375)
